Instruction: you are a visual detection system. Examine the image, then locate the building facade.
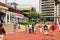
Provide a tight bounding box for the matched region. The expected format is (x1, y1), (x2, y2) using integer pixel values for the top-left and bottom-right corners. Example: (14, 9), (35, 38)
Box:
(0, 2), (35, 24)
(57, 3), (60, 22)
(39, 0), (55, 22)
(39, 0), (60, 22)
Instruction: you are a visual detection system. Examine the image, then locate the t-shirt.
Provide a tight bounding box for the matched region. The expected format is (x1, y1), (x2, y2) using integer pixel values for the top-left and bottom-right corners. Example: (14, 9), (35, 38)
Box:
(47, 25), (51, 30)
(34, 25), (36, 31)
(29, 25), (32, 28)
(44, 25), (48, 30)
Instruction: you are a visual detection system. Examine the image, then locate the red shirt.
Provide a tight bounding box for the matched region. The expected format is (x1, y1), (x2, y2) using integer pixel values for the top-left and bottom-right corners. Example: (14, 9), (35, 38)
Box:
(50, 24), (56, 31)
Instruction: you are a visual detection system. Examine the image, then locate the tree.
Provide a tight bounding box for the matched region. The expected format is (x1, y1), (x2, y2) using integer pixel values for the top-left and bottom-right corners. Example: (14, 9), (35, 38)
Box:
(40, 16), (46, 22)
(28, 12), (42, 22)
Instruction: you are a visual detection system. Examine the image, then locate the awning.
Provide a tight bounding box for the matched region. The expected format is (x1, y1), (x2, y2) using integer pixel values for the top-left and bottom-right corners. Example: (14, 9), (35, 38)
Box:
(0, 5), (8, 10)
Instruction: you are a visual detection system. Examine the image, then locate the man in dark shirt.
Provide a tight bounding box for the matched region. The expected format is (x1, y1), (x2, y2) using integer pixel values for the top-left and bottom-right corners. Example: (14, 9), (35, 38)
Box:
(44, 24), (48, 35)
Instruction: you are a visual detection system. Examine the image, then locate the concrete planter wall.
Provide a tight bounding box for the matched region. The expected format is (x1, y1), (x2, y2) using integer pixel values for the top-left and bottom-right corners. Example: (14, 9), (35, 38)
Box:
(3, 23), (26, 34)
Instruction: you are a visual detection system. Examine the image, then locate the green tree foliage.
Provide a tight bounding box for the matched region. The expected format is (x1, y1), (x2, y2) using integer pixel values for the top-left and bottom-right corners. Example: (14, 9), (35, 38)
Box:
(28, 12), (41, 20)
(28, 12), (46, 22)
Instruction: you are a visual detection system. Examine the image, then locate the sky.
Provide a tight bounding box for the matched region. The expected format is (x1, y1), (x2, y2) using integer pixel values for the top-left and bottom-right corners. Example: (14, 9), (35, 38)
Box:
(0, 0), (39, 12)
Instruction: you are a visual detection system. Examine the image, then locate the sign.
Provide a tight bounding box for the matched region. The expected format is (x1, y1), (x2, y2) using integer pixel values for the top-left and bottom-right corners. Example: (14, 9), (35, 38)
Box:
(16, 14), (24, 18)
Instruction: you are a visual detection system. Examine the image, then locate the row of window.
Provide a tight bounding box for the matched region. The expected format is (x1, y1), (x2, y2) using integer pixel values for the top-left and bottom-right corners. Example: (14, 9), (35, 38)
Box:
(41, 7), (54, 9)
(42, 11), (54, 13)
(42, 14), (54, 16)
(41, 2), (54, 4)
(41, 9), (54, 11)
(42, 12), (54, 13)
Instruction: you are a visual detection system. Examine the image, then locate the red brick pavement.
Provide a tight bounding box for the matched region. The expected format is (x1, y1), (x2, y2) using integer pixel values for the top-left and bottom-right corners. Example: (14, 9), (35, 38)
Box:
(3, 27), (60, 40)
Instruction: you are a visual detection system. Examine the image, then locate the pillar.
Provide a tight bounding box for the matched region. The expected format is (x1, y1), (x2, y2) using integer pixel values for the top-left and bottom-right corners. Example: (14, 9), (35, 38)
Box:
(6, 13), (7, 23)
(9, 14), (10, 23)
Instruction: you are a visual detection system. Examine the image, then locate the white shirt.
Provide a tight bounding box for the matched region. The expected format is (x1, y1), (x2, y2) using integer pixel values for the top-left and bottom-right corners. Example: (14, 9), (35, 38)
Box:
(29, 25), (32, 28)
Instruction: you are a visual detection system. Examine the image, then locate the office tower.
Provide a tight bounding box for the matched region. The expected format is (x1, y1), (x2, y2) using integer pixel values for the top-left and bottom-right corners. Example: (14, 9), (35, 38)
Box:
(39, 0), (55, 22)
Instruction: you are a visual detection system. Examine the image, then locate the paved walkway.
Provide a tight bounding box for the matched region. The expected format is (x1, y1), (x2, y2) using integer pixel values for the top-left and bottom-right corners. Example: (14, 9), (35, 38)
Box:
(3, 27), (60, 40)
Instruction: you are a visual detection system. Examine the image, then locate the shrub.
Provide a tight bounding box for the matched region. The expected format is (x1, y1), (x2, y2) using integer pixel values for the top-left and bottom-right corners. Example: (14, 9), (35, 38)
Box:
(18, 22), (35, 25)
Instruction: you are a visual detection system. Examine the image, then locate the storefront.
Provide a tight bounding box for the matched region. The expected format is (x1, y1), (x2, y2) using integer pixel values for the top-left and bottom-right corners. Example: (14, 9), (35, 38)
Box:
(5, 11), (24, 23)
(0, 5), (8, 23)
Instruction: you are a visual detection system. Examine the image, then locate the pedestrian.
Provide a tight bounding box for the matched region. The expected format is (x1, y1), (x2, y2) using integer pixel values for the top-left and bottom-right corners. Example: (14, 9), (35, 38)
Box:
(17, 24), (20, 32)
(34, 23), (36, 34)
(58, 25), (60, 30)
(14, 23), (17, 32)
(29, 24), (32, 34)
(25, 24), (28, 32)
(39, 22), (43, 32)
(47, 23), (51, 31)
(50, 23), (57, 36)
(0, 19), (6, 40)
(32, 24), (34, 34)
(44, 23), (48, 35)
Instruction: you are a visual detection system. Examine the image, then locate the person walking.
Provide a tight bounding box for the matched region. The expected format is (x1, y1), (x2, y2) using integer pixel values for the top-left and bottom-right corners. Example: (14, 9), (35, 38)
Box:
(34, 23), (37, 34)
(39, 22), (43, 32)
(17, 24), (20, 32)
(29, 24), (32, 34)
(50, 23), (57, 36)
(14, 23), (17, 32)
(25, 24), (28, 32)
(0, 19), (6, 40)
(47, 23), (51, 31)
(44, 23), (48, 35)
(32, 24), (34, 34)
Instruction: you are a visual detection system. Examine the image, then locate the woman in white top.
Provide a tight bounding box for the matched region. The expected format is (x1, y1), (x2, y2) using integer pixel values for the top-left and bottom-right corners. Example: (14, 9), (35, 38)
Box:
(29, 25), (32, 34)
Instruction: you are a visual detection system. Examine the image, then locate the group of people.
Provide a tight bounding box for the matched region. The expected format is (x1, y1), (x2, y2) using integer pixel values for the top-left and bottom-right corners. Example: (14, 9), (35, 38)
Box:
(25, 22), (58, 36)
(25, 23), (36, 34)
(43, 22), (58, 36)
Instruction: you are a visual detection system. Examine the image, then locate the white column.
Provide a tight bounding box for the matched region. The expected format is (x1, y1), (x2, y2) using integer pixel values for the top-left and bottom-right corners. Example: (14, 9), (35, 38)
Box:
(6, 13), (7, 23)
(9, 14), (10, 23)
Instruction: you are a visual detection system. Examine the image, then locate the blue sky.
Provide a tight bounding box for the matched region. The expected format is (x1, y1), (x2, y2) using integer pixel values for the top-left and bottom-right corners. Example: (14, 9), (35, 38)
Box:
(0, 0), (39, 12)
